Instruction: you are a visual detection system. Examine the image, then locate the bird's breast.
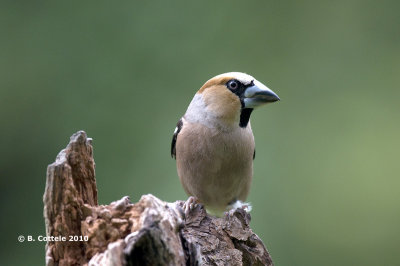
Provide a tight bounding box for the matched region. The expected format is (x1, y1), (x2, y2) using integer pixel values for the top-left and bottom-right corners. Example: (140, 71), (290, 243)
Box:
(176, 121), (255, 212)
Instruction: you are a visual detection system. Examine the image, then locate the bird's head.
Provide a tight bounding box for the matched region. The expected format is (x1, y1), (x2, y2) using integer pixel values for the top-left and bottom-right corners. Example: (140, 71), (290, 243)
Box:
(188, 72), (280, 128)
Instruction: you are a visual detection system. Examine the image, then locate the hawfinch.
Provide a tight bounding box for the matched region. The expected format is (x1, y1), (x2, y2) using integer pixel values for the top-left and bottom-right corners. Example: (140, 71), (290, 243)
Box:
(171, 72), (280, 217)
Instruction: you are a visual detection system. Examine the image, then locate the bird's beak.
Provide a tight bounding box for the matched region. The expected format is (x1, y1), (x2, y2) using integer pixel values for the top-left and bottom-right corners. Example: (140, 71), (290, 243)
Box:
(243, 79), (280, 108)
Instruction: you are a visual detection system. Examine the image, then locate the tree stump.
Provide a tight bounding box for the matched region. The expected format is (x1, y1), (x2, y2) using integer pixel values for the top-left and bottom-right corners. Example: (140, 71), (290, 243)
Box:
(43, 131), (273, 266)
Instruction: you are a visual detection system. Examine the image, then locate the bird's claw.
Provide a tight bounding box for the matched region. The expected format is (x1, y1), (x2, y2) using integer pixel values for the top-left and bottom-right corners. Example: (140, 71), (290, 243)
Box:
(182, 196), (200, 219)
(228, 200), (252, 213)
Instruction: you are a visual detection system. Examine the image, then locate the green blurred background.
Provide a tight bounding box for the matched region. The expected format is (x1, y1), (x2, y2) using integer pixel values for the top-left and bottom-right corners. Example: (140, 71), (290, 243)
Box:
(1, 1), (399, 265)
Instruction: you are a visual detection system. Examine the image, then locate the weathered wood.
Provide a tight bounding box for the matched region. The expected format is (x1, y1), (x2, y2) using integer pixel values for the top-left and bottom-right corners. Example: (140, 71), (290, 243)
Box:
(43, 131), (273, 266)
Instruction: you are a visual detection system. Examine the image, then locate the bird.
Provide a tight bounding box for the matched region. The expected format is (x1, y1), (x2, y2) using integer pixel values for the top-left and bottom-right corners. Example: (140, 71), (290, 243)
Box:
(171, 72), (280, 217)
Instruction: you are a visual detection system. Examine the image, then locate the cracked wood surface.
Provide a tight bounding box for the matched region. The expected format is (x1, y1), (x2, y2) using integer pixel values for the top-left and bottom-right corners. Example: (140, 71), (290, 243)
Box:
(43, 131), (273, 266)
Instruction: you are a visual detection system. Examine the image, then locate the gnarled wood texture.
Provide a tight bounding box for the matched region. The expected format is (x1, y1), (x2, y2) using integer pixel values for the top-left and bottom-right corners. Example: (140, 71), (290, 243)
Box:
(43, 131), (273, 266)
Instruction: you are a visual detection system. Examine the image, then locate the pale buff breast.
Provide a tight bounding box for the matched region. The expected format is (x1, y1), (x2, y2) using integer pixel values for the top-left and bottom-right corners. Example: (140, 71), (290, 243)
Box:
(176, 120), (255, 214)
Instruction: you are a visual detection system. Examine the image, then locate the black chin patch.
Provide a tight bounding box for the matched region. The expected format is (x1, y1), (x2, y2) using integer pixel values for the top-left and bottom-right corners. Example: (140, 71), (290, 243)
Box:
(239, 108), (253, 128)
(225, 79), (255, 128)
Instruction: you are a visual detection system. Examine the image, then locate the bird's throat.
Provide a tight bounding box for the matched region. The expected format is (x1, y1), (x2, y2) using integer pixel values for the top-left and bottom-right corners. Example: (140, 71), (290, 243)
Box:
(239, 108), (253, 128)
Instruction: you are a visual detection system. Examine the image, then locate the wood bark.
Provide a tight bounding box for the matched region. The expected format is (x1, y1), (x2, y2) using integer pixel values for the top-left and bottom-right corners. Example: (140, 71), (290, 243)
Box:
(43, 131), (273, 266)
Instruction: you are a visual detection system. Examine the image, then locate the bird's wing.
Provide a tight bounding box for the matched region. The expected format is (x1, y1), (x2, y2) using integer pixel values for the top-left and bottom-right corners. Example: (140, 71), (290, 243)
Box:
(253, 149), (256, 160)
(171, 118), (183, 159)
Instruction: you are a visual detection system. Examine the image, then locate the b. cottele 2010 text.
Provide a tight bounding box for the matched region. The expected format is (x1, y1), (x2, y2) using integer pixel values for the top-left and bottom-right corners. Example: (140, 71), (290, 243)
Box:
(27, 235), (88, 242)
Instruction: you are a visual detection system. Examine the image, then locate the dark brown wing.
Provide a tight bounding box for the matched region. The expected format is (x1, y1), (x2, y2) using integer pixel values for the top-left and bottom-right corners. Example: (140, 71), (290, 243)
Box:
(171, 118), (183, 159)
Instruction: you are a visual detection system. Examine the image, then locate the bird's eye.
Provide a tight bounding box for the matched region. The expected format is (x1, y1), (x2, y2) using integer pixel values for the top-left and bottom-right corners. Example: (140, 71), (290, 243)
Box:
(227, 80), (240, 90)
